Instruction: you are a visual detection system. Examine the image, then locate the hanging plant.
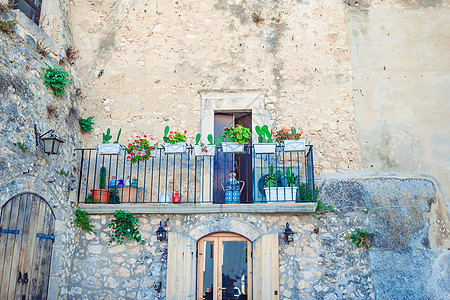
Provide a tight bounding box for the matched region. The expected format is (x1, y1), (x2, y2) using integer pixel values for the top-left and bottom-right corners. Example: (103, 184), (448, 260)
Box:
(107, 210), (145, 245)
(72, 209), (96, 234)
(347, 228), (378, 249)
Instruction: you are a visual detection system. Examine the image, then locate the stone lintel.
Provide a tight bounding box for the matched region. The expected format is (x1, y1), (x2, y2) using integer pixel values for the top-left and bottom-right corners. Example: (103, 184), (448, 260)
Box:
(78, 202), (317, 214)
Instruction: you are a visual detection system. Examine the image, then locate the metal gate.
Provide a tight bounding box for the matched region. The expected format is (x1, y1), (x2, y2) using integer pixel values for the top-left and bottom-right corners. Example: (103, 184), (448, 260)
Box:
(0, 193), (55, 299)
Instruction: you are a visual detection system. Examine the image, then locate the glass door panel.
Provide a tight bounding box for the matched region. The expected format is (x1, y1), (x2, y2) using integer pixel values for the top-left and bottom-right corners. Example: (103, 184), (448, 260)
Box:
(202, 241), (214, 300)
(220, 241), (248, 300)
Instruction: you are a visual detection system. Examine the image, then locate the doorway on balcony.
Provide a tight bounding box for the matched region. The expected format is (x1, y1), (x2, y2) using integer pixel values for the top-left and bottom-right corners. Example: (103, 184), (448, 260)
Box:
(214, 111), (252, 204)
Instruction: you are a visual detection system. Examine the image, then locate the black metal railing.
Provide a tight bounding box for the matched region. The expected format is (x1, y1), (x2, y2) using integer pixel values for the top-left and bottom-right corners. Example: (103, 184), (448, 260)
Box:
(76, 144), (316, 204)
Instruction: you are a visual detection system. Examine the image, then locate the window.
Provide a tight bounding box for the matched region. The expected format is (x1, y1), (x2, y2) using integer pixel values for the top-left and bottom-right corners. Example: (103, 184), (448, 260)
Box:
(11, 0), (42, 25)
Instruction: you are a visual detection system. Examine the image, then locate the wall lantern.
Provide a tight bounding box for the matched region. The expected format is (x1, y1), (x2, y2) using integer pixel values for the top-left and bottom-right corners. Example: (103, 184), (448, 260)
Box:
(283, 222), (295, 244)
(156, 221), (167, 242)
(34, 124), (65, 155)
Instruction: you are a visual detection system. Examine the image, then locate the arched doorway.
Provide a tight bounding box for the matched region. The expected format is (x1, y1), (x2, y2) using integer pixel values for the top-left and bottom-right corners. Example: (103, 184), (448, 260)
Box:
(0, 193), (55, 299)
(197, 232), (252, 300)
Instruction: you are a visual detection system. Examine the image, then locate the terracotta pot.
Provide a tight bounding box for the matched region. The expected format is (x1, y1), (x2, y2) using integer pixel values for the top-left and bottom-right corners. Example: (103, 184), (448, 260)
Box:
(117, 186), (143, 203)
(91, 189), (112, 204)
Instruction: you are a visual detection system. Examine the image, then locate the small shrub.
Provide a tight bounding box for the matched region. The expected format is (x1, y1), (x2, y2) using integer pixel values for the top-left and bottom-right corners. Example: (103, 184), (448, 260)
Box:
(0, 19), (16, 34)
(36, 40), (49, 57)
(312, 199), (335, 219)
(65, 45), (78, 64)
(85, 194), (99, 204)
(79, 116), (95, 132)
(72, 209), (96, 234)
(41, 66), (71, 98)
(107, 210), (145, 245)
(13, 141), (28, 152)
(60, 168), (67, 176)
(271, 13), (281, 23)
(249, 9), (264, 23)
(347, 228), (378, 249)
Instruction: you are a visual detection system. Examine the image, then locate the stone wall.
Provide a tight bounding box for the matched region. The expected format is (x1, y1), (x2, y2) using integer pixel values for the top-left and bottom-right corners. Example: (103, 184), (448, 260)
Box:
(67, 176), (449, 299)
(0, 10), (81, 298)
(345, 1), (450, 206)
(69, 0), (359, 174)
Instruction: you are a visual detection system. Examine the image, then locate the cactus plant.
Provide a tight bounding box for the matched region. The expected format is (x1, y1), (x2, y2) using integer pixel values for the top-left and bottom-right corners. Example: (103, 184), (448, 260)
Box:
(114, 128), (121, 144)
(255, 125), (273, 143)
(195, 133), (201, 145)
(99, 167), (107, 189)
(286, 168), (298, 187)
(102, 128), (113, 144)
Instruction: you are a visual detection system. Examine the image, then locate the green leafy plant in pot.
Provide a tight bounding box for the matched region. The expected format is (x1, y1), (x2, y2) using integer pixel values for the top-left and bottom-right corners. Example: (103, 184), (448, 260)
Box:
(221, 124), (252, 153)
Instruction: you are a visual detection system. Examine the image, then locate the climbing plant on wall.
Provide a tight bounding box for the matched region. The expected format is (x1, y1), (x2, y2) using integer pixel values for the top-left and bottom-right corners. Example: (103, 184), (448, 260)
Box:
(107, 210), (145, 245)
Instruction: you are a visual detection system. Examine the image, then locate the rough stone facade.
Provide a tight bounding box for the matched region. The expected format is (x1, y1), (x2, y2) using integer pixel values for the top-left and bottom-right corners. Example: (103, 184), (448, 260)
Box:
(67, 177), (448, 299)
(0, 10), (81, 298)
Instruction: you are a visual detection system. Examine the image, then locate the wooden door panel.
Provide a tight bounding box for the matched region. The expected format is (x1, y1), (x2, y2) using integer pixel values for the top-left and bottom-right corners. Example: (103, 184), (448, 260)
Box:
(0, 193), (55, 300)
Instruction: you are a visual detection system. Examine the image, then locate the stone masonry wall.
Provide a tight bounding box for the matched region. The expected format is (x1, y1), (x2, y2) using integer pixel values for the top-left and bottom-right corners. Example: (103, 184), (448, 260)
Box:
(69, 0), (359, 175)
(68, 177), (449, 299)
(0, 11), (81, 298)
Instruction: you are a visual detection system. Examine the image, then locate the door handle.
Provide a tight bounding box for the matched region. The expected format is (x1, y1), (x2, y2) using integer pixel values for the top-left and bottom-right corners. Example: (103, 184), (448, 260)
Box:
(218, 287), (225, 290)
(18, 272), (22, 283)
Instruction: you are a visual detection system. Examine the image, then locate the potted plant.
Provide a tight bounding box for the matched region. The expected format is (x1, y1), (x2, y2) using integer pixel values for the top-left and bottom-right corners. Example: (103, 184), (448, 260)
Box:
(221, 124), (252, 153)
(273, 127), (306, 152)
(193, 133), (223, 156)
(90, 167), (111, 203)
(125, 135), (158, 163)
(98, 128), (122, 155)
(254, 125), (277, 154)
(263, 167), (298, 202)
(163, 126), (188, 154)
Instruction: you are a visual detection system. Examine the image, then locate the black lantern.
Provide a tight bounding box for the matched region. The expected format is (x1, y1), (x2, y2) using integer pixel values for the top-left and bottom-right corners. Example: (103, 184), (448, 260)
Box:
(35, 124), (65, 155)
(156, 221), (167, 242)
(283, 222), (295, 244)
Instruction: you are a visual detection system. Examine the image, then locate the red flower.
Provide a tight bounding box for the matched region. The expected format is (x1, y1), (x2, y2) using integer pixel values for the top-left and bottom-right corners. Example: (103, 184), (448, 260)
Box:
(184, 130), (187, 134)
(127, 156), (131, 159)
(143, 135), (147, 138)
(137, 152), (141, 155)
(146, 152), (149, 154)
(139, 139), (142, 142)
(130, 153), (134, 156)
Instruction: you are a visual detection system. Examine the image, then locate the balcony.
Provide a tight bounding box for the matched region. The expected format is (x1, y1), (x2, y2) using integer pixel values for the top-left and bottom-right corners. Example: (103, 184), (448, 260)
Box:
(76, 144), (317, 214)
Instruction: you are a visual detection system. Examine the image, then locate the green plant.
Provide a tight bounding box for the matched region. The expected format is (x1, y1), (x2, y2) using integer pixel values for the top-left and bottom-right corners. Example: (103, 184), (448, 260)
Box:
(13, 141), (27, 152)
(107, 210), (145, 245)
(163, 126), (187, 144)
(102, 128), (121, 144)
(36, 40), (48, 57)
(85, 194), (99, 204)
(363, 207), (370, 214)
(255, 125), (274, 143)
(72, 209), (96, 234)
(286, 168), (298, 187)
(249, 9), (264, 23)
(195, 133), (223, 153)
(300, 182), (319, 201)
(60, 168), (67, 176)
(222, 124), (252, 144)
(264, 166), (282, 188)
(312, 199), (335, 218)
(41, 66), (71, 98)
(79, 116), (94, 132)
(271, 13), (281, 22)
(99, 167), (107, 189)
(108, 189), (120, 204)
(125, 135), (158, 163)
(347, 228), (378, 249)
(0, 19), (16, 34)
(273, 126), (303, 143)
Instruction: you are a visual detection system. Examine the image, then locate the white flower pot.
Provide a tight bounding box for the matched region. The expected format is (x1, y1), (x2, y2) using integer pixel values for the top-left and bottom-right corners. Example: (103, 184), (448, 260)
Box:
(283, 139), (306, 152)
(264, 187), (298, 202)
(254, 143), (277, 154)
(221, 142), (245, 153)
(150, 149), (157, 157)
(193, 145), (215, 156)
(164, 143), (187, 154)
(98, 143), (122, 155)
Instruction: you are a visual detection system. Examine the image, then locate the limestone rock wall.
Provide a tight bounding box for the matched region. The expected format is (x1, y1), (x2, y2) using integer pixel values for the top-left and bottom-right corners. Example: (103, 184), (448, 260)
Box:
(0, 14), (81, 298)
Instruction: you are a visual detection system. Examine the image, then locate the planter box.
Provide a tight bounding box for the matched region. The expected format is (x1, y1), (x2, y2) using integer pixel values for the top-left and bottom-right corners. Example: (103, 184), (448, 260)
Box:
(91, 189), (112, 204)
(283, 139), (306, 152)
(150, 149), (157, 157)
(263, 187), (298, 202)
(254, 143), (277, 154)
(164, 142), (187, 154)
(117, 186), (143, 203)
(98, 143), (122, 155)
(193, 145), (216, 156)
(221, 142), (245, 153)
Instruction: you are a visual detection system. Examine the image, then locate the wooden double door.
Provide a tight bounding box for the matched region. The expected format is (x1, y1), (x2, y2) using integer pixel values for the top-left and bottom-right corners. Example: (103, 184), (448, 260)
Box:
(197, 233), (252, 300)
(0, 193), (55, 299)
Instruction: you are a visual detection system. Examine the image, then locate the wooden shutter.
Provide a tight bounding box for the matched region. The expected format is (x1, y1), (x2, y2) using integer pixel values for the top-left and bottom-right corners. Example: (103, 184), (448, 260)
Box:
(166, 231), (197, 299)
(253, 233), (280, 300)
